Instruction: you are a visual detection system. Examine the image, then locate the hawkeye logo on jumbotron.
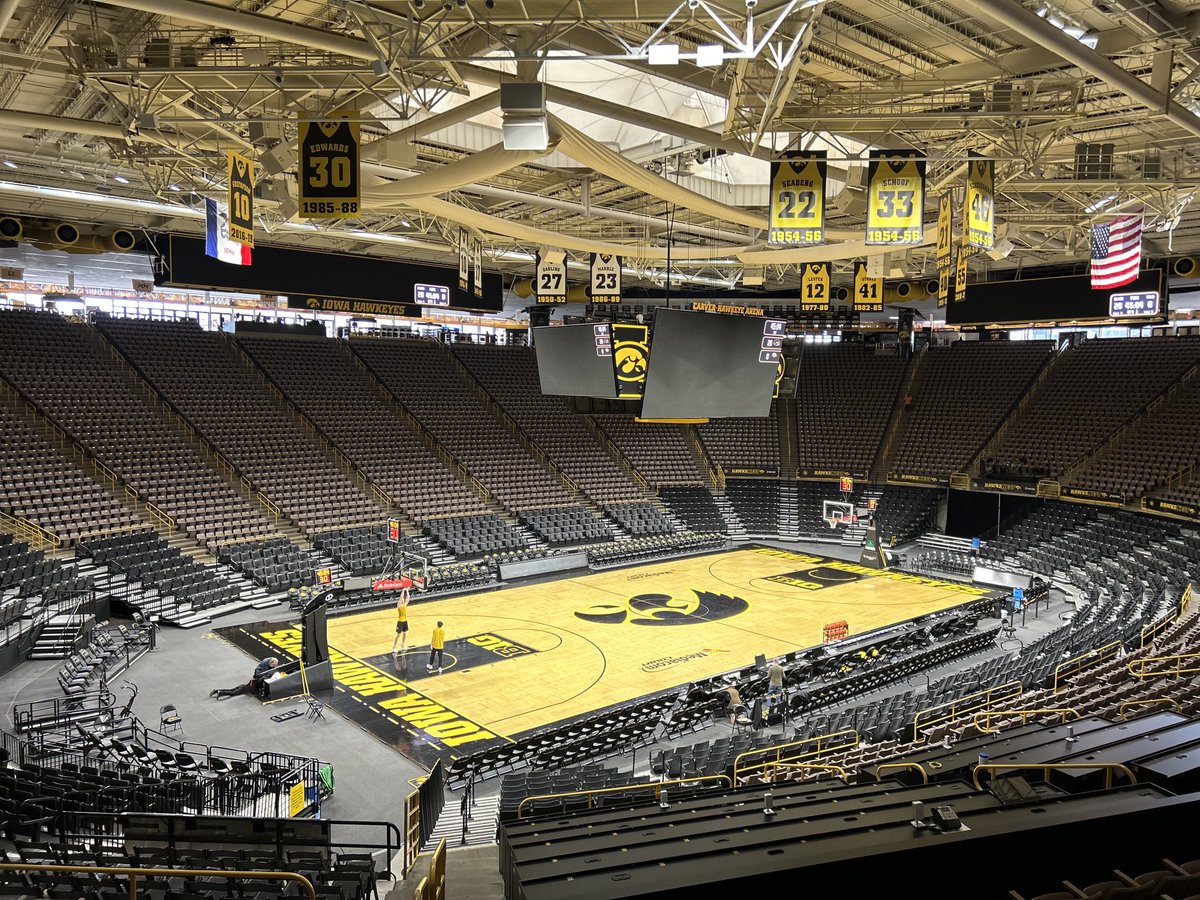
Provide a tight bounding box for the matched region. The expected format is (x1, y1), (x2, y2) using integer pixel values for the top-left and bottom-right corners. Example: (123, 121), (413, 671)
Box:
(575, 590), (749, 627)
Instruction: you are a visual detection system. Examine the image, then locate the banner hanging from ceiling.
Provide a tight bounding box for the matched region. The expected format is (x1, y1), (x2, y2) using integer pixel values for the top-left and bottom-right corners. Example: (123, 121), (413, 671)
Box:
(800, 261), (831, 310)
(853, 260), (883, 311)
(535, 251), (568, 303)
(963, 154), (996, 252)
(865, 149), (925, 247)
(768, 151), (827, 246)
(589, 253), (622, 302)
(226, 151), (254, 248)
(472, 239), (483, 298)
(936, 192), (953, 308)
(298, 112), (360, 219)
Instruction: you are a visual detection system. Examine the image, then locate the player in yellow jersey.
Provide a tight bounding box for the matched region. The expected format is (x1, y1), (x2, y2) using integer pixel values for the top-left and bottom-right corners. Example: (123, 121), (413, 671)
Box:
(428, 620), (445, 673)
(390, 577), (412, 656)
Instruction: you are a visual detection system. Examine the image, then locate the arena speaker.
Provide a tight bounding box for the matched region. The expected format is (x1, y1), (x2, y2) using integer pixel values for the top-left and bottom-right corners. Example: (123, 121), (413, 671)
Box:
(0, 216), (22, 241)
(107, 229), (136, 252)
(831, 285), (849, 303)
(884, 280), (936, 302)
(27, 221), (79, 249)
(1172, 257), (1200, 278)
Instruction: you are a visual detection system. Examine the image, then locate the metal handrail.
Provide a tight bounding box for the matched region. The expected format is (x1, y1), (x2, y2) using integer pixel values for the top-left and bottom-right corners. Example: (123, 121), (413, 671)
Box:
(912, 680), (1023, 738)
(1119, 697), (1181, 718)
(972, 762), (1136, 791)
(971, 707), (1080, 734)
(756, 762), (848, 784)
(1053, 640), (1122, 692)
(0, 863), (315, 900)
(516, 774), (732, 819)
(875, 762), (929, 784)
(1127, 650), (1200, 679)
(731, 728), (859, 782)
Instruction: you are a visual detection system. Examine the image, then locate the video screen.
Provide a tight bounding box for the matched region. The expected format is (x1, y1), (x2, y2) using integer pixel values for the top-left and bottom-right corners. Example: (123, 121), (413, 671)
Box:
(641, 308), (784, 418)
(534, 322), (618, 399)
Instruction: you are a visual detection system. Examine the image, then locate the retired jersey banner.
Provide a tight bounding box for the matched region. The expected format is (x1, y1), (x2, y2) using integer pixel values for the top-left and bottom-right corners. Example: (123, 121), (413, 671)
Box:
(954, 248), (969, 302)
(298, 114), (360, 219)
(535, 252), (567, 304)
(458, 231), (469, 292)
(768, 151), (826, 246)
(865, 150), (925, 246)
(613, 322), (649, 399)
(964, 154), (995, 252)
(800, 262), (831, 310)
(472, 239), (483, 298)
(589, 253), (622, 302)
(854, 260), (883, 311)
(226, 151), (254, 248)
(936, 192), (953, 307)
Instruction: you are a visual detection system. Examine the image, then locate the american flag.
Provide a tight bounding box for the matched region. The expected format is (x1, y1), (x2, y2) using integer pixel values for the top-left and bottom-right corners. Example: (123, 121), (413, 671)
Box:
(1090, 211), (1143, 289)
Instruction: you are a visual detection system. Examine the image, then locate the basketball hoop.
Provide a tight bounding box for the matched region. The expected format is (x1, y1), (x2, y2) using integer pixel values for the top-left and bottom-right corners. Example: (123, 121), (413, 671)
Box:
(822, 499), (854, 529)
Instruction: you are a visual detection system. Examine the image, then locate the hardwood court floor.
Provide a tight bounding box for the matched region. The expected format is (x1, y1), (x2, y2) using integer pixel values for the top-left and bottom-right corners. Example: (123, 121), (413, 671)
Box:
(325, 546), (990, 739)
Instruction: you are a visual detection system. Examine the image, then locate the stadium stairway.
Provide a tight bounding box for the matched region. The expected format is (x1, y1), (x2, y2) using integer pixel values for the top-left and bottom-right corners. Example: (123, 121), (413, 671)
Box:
(869, 347), (923, 483)
(777, 482), (800, 540)
(421, 792), (501, 852)
(777, 397), (798, 480)
(27, 612), (91, 659)
(712, 492), (747, 540)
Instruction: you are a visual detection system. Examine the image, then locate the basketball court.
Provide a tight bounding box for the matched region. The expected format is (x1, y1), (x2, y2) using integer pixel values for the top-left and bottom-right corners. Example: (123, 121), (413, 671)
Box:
(216, 545), (990, 767)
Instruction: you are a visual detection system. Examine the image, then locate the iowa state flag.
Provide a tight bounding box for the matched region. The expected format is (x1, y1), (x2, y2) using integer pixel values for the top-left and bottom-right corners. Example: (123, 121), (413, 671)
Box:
(205, 197), (252, 266)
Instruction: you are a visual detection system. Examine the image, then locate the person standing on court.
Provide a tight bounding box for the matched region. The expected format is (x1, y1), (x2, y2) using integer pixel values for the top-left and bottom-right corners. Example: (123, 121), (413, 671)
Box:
(428, 620), (445, 673)
(390, 580), (411, 655)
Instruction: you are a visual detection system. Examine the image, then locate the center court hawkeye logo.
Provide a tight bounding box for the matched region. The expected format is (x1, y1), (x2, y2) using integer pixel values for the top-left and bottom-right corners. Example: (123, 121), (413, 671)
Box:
(640, 648), (728, 673)
(574, 590), (749, 627)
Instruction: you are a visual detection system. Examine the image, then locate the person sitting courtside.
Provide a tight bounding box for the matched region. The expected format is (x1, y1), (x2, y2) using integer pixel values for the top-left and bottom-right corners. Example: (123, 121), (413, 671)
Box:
(210, 657), (280, 699)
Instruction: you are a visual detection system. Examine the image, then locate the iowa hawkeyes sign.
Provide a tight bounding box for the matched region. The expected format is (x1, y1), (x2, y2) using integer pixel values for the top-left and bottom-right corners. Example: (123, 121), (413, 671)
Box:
(574, 590), (749, 627)
(612, 322), (649, 399)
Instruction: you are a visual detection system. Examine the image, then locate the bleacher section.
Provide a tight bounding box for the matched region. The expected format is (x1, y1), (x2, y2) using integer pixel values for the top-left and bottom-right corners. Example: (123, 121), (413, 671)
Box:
(659, 486), (727, 532)
(585, 532), (726, 567)
(98, 318), (384, 536)
(0, 400), (143, 546)
(352, 338), (578, 512)
(218, 537), (325, 593)
(891, 340), (1053, 479)
(696, 406), (780, 474)
(724, 479), (780, 534)
(1068, 371), (1200, 499)
(452, 344), (646, 504)
(992, 336), (1200, 479)
(79, 529), (253, 622)
(873, 485), (939, 545)
(518, 506), (614, 546)
(603, 501), (676, 536)
(234, 332), (487, 525)
(592, 417), (706, 487)
(794, 343), (908, 477)
(0, 311), (276, 550)
(421, 513), (528, 557)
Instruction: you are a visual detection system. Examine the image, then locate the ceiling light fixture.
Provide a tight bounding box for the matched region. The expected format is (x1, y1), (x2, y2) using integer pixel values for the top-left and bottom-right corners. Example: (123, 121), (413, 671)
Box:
(696, 44), (724, 67)
(647, 43), (680, 66)
(1, 160), (16, 169)
(113, 175), (130, 184)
